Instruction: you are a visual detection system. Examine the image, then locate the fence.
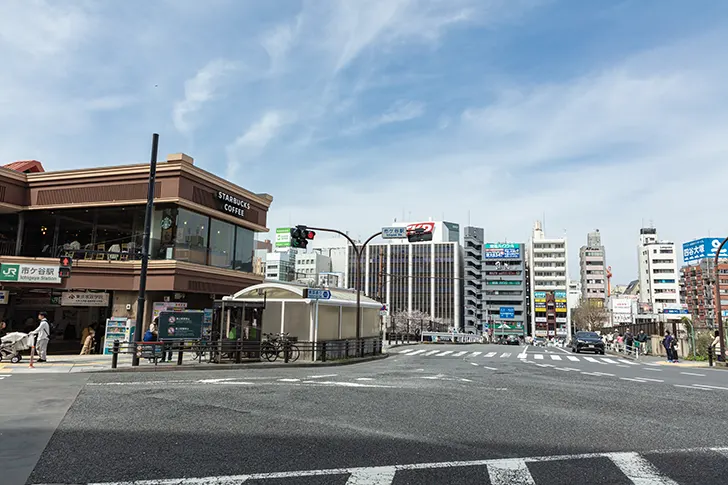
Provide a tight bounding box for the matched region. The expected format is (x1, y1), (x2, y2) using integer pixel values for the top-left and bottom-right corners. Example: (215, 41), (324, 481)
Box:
(109, 337), (383, 368)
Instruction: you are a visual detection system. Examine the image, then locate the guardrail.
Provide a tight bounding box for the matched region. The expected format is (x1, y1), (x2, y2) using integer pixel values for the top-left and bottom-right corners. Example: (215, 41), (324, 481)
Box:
(109, 337), (383, 369)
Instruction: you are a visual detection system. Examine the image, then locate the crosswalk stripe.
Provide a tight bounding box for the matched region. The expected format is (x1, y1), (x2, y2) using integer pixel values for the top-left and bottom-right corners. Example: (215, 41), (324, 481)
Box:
(436, 350), (453, 357)
(621, 360), (640, 365)
(469, 351), (482, 357)
(534, 354), (544, 360)
(424, 350), (439, 356)
(487, 458), (536, 485)
(500, 353), (511, 358)
(606, 452), (679, 485)
(567, 356), (579, 361)
(453, 351), (467, 357)
(583, 357), (602, 363)
(550, 355), (562, 361)
(485, 352), (497, 357)
(600, 358), (618, 364)
(408, 349), (426, 355)
(398, 348), (415, 354)
(517, 353), (527, 359)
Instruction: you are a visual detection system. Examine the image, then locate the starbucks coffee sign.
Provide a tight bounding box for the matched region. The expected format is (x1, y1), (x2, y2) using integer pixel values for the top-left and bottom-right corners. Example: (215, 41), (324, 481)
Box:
(217, 191), (251, 218)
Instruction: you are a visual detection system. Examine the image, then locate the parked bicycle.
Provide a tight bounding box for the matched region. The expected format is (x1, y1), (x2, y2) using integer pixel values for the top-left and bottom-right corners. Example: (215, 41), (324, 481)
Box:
(261, 332), (300, 362)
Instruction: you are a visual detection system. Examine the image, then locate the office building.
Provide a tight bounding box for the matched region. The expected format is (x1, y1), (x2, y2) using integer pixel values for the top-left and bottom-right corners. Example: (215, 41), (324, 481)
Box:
(264, 250), (296, 282)
(463, 226), (484, 334)
(681, 237), (728, 328)
(483, 242), (527, 337)
(579, 229), (608, 305)
(529, 221), (570, 339)
(294, 252), (331, 284)
(347, 220), (462, 328)
(637, 227), (680, 311)
(568, 280), (582, 310)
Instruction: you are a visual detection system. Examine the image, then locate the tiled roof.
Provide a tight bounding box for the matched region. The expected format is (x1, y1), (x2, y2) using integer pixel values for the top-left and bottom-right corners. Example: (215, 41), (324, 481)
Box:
(3, 160), (45, 173)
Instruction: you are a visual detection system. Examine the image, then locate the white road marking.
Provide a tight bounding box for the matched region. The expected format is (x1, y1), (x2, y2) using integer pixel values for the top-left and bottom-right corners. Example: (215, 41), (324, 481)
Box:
(555, 367), (571, 372)
(345, 466), (396, 484)
(278, 378), (300, 382)
(644, 368), (663, 372)
(617, 364), (629, 368)
(424, 350), (440, 356)
(459, 378), (473, 382)
(471, 362), (479, 366)
(600, 358), (618, 364)
(453, 351), (468, 357)
(553, 346), (571, 354)
(536, 363), (554, 368)
(485, 352), (497, 357)
(581, 371), (602, 376)
(356, 378), (374, 381)
(302, 381), (393, 388)
(621, 377), (646, 382)
(635, 377), (664, 383)
(692, 384), (728, 391)
(487, 458), (536, 485)
(645, 363), (662, 366)
(469, 351), (482, 357)
(562, 367), (581, 372)
(606, 452), (680, 485)
(517, 353), (527, 359)
(550, 355), (562, 361)
(680, 372), (705, 377)
(306, 374), (339, 379)
(567, 356), (579, 362)
(398, 348), (415, 354)
(500, 353), (511, 358)
(534, 354), (544, 360)
(65, 447), (728, 484)
(621, 360), (640, 365)
(592, 372), (615, 377)
(583, 357), (602, 363)
(408, 349), (427, 356)
(436, 350), (454, 357)
(484, 366), (498, 371)
(674, 384), (710, 390)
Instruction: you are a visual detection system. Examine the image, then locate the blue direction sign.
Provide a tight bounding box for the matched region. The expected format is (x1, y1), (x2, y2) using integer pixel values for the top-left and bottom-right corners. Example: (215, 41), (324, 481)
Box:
(381, 226), (407, 239)
(306, 288), (331, 300)
(499, 306), (515, 319)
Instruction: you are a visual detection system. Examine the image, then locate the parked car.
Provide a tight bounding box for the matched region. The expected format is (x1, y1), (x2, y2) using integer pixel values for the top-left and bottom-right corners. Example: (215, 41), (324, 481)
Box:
(532, 337), (546, 347)
(570, 331), (605, 354)
(505, 335), (520, 345)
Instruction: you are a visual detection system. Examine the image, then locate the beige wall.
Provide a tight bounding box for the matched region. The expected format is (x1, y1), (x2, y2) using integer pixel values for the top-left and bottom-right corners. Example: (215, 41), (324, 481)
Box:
(282, 302), (310, 340)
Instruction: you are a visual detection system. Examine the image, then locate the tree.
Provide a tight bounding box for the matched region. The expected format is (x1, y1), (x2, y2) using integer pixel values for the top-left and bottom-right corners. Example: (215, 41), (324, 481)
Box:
(571, 298), (608, 332)
(391, 309), (431, 333)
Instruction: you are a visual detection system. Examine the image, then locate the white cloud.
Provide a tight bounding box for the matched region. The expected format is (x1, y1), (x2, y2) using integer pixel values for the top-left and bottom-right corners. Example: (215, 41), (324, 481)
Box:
(342, 100), (425, 135)
(172, 59), (238, 135)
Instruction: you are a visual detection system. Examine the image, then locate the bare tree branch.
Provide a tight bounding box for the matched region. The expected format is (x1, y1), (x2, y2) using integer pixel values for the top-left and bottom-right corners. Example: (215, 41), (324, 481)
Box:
(571, 298), (608, 332)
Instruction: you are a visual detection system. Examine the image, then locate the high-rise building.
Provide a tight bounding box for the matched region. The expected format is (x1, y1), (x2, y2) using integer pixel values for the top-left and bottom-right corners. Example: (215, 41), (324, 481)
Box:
(263, 250), (296, 282)
(637, 227), (680, 312)
(529, 221), (570, 339)
(579, 229), (608, 305)
(483, 242), (527, 338)
(347, 220), (462, 329)
(463, 226), (484, 334)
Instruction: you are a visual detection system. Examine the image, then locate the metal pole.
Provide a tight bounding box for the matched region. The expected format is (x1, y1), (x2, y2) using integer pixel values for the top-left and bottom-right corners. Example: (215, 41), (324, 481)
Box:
(714, 237), (728, 362)
(313, 298), (320, 361)
(131, 133), (159, 367)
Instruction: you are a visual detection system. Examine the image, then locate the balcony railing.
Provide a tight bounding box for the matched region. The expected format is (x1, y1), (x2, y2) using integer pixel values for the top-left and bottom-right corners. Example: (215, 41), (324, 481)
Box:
(0, 240), (15, 256)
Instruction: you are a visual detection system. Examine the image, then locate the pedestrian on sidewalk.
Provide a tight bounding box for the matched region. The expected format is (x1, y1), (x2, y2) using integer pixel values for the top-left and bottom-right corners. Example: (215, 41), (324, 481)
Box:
(0, 320), (7, 339)
(80, 329), (96, 355)
(711, 330), (721, 359)
(29, 311), (51, 363)
(624, 328), (634, 355)
(663, 330), (674, 363)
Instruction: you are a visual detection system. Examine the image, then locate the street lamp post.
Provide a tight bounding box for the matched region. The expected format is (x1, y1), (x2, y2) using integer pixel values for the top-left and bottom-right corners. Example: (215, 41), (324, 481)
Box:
(305, 227), (382, 355)
(714, 237), (728, 362)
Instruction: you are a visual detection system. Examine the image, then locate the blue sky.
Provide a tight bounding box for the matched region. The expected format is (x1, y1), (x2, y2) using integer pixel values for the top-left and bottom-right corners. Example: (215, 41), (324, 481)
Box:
(2, 0), (728, 283)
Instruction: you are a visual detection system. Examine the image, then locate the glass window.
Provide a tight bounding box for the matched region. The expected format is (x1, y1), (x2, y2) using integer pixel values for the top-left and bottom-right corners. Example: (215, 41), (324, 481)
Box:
(174, 208), (209, 265)
(209, 218), (235, 268)
(234, 226), (254, 272)
(56, 209), (95, 256)
(95, 206), (145, 259)
(0, 213), (18, 256)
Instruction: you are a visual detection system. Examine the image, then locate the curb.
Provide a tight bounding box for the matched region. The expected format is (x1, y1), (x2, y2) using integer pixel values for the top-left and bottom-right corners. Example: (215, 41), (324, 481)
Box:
(95, 353), (388, 373)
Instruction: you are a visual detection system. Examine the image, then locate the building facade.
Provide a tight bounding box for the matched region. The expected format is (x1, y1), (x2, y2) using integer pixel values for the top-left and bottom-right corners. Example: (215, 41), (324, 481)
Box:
(346, 221), (462, 329)
(529, 221), (570, 339)
(681, 237), (728, 328)
(264, 250), (296, 282)
(0, 153), (272, 350)
(483, 242), (527, 337)
(637, 227), (680, 311)
(294, 252), (331, 285)
(579, 229), (608, 305)
(463, 226), (484, 334)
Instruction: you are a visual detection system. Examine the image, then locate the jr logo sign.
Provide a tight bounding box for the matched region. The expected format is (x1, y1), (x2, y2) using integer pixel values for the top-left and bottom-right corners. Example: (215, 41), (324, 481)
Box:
(0, 264), (20, 281)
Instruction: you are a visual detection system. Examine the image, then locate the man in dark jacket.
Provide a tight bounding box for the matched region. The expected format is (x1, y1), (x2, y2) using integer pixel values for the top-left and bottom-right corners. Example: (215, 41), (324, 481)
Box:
(624, 328), (634, 355)
(663, 330), (674, 362)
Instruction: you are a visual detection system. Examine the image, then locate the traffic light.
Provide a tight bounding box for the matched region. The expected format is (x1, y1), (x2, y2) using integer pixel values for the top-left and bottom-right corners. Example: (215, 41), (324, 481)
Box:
(407, 227), (433, 243)
(59, 256), (72, 278)
(290, 226), (316, 248)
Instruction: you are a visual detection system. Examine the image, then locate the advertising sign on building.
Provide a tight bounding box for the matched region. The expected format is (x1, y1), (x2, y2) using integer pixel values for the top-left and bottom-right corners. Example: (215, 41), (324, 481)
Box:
(0, 290), (8, 304)
(61, 292), (110, 307)
(554, 291), (567, 302)
(486, 280), (521, 285)
(611, 298), (632, 313)
(484, 243), (521, 259)
(153, 301), (188, 319)
(683, 238), (728, 264)
(275, 227), (291, 248)
(0, 263), (61, 284)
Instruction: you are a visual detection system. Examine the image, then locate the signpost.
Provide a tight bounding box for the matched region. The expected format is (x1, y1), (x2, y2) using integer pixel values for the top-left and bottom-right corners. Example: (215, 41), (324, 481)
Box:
(381, 226), (407, 239)
(499, 307), (515, 319)
(305, 289), (331, 300)
(157, 311), (204, 340)
(304, 289), (331, 360)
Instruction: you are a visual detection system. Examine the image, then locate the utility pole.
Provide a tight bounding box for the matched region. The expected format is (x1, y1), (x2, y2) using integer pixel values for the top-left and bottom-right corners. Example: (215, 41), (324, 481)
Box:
(132, 133), (159, 367)
(713, 237), (728, 363)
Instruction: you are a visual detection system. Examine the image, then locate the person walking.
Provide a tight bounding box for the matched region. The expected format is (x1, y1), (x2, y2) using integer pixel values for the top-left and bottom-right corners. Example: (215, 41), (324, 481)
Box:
(635, 330), (648, 355)
(30, 311), (51, 363)
(624, 328), (634, 355)
(80, 328), (95, 355)
(663, 330), (674, 363)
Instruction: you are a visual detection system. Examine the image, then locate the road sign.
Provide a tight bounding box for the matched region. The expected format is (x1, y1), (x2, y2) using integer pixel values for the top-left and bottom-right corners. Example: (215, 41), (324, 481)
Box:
(381, 226), (407, 239)
(60, 256), (73, 267)
(306, 289), (331, 300)
(379, 304), (388, 316)
(499, 306), (515, 319)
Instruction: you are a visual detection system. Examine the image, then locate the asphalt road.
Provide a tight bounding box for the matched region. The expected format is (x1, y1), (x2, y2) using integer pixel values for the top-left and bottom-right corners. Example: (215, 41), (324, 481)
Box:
(8, 343), (728, 484)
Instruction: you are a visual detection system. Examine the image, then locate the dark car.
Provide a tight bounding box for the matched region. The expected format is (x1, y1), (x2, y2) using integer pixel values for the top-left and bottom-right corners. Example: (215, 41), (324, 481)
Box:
(505, 335), (520, 345)
(571, 331), (605, 354)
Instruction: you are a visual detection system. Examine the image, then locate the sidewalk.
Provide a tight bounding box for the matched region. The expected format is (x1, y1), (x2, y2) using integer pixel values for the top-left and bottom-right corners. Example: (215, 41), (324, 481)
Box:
(606, 350), (725, 369)
(0, 352), (388, 374)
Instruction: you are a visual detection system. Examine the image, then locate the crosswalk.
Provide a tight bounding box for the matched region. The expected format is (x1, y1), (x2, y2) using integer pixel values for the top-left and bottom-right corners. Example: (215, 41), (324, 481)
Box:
(51, 446), (728, 484)
(395, 347), (642, 366)
(0, 374), (10, 381)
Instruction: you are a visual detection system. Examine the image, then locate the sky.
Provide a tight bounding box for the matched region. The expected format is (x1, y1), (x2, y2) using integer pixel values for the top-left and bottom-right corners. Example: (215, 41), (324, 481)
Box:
(2, 0), (728, 283)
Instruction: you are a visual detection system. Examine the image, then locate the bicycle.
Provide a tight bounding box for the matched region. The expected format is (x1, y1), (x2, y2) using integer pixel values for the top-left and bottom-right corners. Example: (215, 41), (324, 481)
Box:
(262, 332), (300, 363)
